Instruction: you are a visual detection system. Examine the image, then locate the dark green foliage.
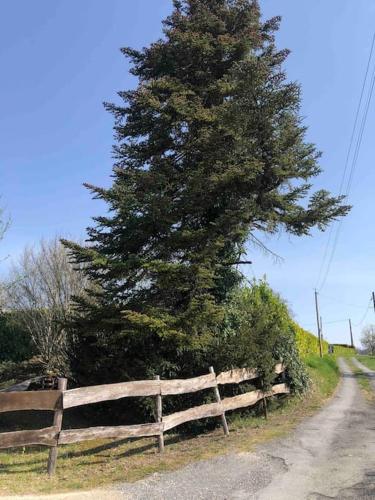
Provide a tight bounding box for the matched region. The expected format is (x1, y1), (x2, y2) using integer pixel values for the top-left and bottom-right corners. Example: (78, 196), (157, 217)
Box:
(63, 0), (349, 387)
(0, 313), (34, 363)
(273, 331), (309, 394)
(0, 357), (44, 389)
(213, 280), (309, 392)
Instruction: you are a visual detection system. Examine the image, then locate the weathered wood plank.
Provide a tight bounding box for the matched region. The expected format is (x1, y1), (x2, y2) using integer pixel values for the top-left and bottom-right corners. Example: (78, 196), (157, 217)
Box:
(0, 391), (62, 413)
(48, 378), (67, 476)
(269, 382), (290, 396)
(63, 365), (286, 409)
(163, 402), (222, 432)
(63, 380), (161, 409)
(216, 368), (258, 385)
(59, 422), (163, 444)
(154, 375), (164, 453)
(222, 389), (262, 412)
(209, 366), (229, 436)
(217, 364), (285, 385)
(160, 373), (216, 395)
(274, 363), (285, 375)
(0, 426), (58, 449)
(222, 383), (289, 412)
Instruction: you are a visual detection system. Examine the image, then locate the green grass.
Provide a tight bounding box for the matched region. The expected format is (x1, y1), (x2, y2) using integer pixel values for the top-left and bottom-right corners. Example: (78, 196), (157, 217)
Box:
(0, 355), (340, 497)
(356, 355), (375, 371)
(346, 357), (374, 402)
(304, 354), (340, 398)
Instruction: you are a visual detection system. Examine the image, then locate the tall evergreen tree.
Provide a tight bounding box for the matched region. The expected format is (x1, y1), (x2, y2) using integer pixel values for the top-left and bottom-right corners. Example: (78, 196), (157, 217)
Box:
(63, 0), (349, 384)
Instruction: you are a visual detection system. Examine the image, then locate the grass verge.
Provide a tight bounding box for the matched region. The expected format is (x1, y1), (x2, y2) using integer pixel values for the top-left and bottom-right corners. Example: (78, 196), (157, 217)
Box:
(0, 355), (339, 497)
(304, 354), (340, 398)
(355, 355), (375, 371)
(347, 357), (374, 402)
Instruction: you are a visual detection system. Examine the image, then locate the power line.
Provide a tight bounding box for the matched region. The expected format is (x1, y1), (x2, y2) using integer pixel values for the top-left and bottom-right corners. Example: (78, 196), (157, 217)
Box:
(315, 33), (375, 289)
(318, 65), (375, 291)
(339, 33), (375, 196)
(318, 47), (375, 290)
(304, 293), (372, 333)
(303, 315), (366, 327)
(316, 32), (375, 291)
(352, 299), (372, 327)
(324, 318), (351, 325)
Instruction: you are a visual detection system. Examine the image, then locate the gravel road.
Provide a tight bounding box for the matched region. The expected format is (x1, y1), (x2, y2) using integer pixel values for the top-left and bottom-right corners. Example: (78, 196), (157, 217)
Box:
(117, 358), (375, 499)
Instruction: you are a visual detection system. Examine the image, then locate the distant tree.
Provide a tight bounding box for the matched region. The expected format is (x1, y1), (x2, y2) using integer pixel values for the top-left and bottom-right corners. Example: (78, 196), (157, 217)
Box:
(361, 325), (375, 355)
(0, 205), (9, 254)
(213, 280), (309, 392)
(63, 0), (350, 385)
(3, 238), (88, 374)
(0, 204), (10, 308)
(0, 206), (7, 242)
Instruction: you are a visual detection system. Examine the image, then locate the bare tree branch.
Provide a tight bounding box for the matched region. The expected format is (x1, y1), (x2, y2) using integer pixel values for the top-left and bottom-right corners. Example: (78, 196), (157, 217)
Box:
(361, 325), (375, 355)
(2, 238), (89, 375)
(248, 233), (284, 263)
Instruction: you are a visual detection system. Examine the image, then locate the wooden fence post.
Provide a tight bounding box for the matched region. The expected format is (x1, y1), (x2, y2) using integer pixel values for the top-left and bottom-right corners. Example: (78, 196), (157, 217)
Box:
(47, 377), (67, 476)
(261, 378), (268, 420)
(209, 366), (229, 436)
(154, 375), (164, 453)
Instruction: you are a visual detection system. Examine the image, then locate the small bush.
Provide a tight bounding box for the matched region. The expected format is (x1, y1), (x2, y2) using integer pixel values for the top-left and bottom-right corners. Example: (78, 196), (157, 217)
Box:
(274, 332), (310, 394)
(0, 313), (34, 362)
(0, 357), (45, 389)
(212, 280), (310, 394)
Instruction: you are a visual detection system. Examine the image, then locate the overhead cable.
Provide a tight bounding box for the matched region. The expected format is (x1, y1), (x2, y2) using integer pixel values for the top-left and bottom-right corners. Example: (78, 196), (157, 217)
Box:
(316, 32), (375, 291)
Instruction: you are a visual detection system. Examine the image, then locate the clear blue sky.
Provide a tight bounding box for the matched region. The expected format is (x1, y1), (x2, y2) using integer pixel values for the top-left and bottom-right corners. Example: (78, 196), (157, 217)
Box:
(1, 0), (374, 346)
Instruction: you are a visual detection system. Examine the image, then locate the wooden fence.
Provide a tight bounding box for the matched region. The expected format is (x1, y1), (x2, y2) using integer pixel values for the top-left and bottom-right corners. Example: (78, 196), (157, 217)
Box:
(0, 363), (289, 475)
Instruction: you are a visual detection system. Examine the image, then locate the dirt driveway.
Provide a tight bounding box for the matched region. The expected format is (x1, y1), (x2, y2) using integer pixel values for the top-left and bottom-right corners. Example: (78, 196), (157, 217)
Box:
(116, 357), (375, 499)
(4, 358), (375, 500)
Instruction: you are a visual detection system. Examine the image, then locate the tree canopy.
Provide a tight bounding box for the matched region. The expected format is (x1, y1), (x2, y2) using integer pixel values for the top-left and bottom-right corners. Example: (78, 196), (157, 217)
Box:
(361, 325), (375, 355)
(4, 239), (89, 374)
(63, 0), (349, 384)
(0, 205), (8, 245)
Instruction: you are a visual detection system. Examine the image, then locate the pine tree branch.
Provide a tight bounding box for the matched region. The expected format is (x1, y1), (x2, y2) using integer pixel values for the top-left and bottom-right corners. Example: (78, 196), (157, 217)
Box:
(223, 260), (253, 266)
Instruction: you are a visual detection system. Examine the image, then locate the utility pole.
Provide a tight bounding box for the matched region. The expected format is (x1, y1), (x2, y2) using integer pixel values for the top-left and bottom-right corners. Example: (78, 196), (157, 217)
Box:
(349, 318), (354, 348)
(314, 289), (323, 358)
(320, 316), (323, 341)
(372, 292), (375, 313)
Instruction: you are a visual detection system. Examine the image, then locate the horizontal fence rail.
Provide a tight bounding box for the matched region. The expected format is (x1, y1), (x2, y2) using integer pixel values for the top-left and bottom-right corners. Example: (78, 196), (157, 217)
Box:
(63, 380), (161, 409)
(59, 422), (163, 445)
(0, 391), (62, 413)
(216, 363), (284, 385)
(0, 426), (59, 449)
(160, 372), (217, 396)
(0, 363), (288, 475)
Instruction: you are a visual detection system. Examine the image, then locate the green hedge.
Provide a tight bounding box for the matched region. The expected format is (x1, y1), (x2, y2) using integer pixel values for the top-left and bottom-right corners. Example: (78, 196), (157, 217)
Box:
(292, 322), (355, 358)
(331, 344), (355, 357)
(292, 322), (329, 358)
